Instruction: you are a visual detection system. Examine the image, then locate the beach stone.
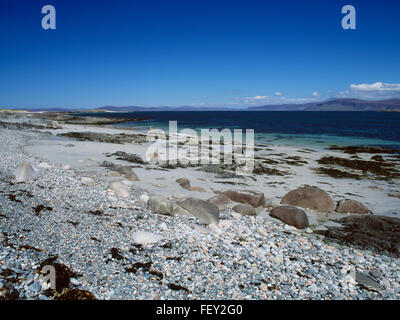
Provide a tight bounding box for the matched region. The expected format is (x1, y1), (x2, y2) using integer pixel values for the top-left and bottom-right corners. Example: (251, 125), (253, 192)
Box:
(152, 183), (166, 188)
(388, 191), (400, 199)
(189, 186), (206, 193)
(336, 199), (370, 214)
(139, 194), (149, 203)
(171, 203), (192, 216)
(176, 198), (220, 225)
(176, 178), (190, 189)
(281, 186), (334, 212)
(109, 181), (130, 199)
(218, 189), (265, 208)
(29, 281), (42, 293)
(207, 194), (231, 210)
(356, 272), (382, 292)
(147, 196), (174, 215)
(371, 155), (384, 162)
(270, 206), (309, 229)
(62, 165), (70, 170)
(132, 231), (163, 245)
(70, 278), (81, 286)
(369, 185), (384, 191)
(14, 162), (35, 182)
(232, 203), (256, 216)
(38, 162), (52, 169)
(115, 165), (133, 175)
(81, 177), (94, 185)
(106, 171), (120, 177)
(124, 169), (140, 181)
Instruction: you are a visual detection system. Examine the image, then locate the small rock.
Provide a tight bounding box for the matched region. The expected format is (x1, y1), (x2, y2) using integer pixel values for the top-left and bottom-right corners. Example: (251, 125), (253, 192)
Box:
(132, 231), (163, 245)
(176, 178), (191, 189)
(189, 186), (207, 193)
(336, 199), (370, 214)
(232, 203), (256, 216)
(81, 177), (94, 185)
(109, 181), (130, 199)
(38, 162), (52, 169)
(207, 194), (231, 210)
(14, 162), (35, 183)
(356, 272), (382, 292)
(388, 191), (400, 199)
(147, 196), (174, 215)
(217, 189), (265, 208)
(270, 206), (309, 229)
(139, 194), (149, 203)
(176, 198), (220, 225)
(29, 281), (42, 293)
(106, 171), (121, 177)
(124, 169), (140, 181)
(70, 278), (81, 286)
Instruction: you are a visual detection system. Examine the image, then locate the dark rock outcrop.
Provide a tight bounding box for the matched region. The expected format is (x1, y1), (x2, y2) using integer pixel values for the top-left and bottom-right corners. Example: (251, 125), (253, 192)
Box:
(316, 156), (400, 181)
(316, 215), (400, 258)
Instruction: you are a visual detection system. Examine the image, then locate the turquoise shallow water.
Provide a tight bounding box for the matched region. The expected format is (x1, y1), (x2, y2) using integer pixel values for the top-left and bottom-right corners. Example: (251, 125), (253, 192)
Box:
(77, 111), (400, 149)
(253, 132), (400, 148)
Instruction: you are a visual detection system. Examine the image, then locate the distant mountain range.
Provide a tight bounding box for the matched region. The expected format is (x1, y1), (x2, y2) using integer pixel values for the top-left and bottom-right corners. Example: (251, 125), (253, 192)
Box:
(98, 99), (400, 112)
(247, 98), (400, 111)
(98, 105), (236, 112)
(3, 98), (400, 112)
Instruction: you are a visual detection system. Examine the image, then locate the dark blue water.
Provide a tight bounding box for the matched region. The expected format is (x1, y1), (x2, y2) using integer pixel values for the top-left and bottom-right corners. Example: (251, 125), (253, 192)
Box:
(78, 111), (400, 148)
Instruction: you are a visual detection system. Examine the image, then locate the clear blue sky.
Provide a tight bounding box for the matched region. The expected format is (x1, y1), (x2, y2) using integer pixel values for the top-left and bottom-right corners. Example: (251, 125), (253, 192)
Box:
(1, 0), (399, 108)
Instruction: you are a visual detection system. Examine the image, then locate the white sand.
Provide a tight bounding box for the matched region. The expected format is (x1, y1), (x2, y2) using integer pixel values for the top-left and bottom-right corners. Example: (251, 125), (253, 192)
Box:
(23, 122), (400, 220)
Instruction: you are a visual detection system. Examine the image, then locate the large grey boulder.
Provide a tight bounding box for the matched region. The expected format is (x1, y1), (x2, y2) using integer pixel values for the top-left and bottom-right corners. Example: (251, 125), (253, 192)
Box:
(232, 203), (256, 216)
(207, 194), (231, 210)
(124, 169), (140, 181)
(176, 178), (191, 189)
(270, 206), (309, 229)
(388, 191), (400, 199)
(176, 198), (220, 225)
(109, 181), (130, 199)
(147, 196), (174, 215)
(336, 199), (370, 214)
(281, 186), (334, 212)
(14, 162), (35, 183)
(114, 165), (133, 175)
(218, 189), (265, 208)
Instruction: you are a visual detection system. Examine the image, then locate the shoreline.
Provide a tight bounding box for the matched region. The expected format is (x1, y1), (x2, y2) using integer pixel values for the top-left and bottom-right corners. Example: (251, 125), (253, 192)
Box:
(1, 111), (400, 300)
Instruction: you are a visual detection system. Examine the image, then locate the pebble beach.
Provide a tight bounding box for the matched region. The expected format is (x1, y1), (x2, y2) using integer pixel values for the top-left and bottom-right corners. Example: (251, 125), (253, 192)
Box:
(1, 111), (400, 300)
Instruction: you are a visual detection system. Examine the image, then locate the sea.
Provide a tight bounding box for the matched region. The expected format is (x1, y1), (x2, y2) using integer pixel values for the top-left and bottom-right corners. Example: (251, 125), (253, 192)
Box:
(78, 111), (400, 149)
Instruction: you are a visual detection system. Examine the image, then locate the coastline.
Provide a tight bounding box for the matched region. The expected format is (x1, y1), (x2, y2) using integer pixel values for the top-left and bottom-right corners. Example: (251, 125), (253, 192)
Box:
(1, 111), (400, 300)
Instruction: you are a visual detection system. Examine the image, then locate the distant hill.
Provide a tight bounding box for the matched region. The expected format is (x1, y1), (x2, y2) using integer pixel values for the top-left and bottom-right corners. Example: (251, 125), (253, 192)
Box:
(3, 98), (400, 112)
(248, 98), (400, 111)
(98, 105), (242, 111)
